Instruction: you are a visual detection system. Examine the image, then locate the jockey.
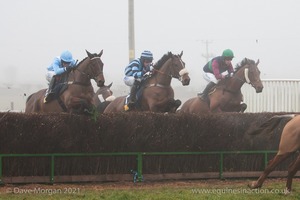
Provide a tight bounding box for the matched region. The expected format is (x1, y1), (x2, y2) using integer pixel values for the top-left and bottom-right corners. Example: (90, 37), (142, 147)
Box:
(199, 49), (235, 99)
(123, 50), (154, 109)
(44, 50), (77, 103)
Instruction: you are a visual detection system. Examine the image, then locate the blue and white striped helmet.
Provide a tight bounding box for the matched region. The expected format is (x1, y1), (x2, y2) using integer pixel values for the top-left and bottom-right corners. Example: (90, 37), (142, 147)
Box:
(140, 50), (153, 61)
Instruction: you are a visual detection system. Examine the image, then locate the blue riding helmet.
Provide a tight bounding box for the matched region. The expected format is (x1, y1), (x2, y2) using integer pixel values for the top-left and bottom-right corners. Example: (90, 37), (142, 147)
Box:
(60, 50), (73, 63)
(140, 50), (153, 62)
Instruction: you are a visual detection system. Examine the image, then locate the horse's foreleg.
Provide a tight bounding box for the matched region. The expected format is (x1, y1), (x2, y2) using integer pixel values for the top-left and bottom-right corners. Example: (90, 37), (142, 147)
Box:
(239, 103), (247, 113)
(286, 154), (300, 192)
(248, 153), (291, 189)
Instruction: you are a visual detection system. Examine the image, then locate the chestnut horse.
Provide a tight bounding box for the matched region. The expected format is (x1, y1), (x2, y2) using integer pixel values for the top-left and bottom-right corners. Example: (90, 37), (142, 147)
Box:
(25, 50), (105, 114)
(179, 58), (263, 114)
(248, 114), (300, 193)
(93, 82), (115, 113)
(104, 51), (190, 113)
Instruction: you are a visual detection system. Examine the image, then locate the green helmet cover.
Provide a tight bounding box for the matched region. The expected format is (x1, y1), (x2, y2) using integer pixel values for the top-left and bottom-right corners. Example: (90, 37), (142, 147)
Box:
(222, 49), (234, 58)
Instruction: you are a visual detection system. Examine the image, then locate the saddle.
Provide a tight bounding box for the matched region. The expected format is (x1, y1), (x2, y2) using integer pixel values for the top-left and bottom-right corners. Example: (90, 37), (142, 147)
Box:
(46, 74), (69, 103)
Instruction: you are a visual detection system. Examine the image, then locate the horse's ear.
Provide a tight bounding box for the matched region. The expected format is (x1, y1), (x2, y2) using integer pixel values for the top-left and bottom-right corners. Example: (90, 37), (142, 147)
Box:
(179, 51), (183, 58)
(98, 49), (103, 57)
(256, 59), (260, 65)
(86, 50), (93, 58)
(108, 82), (113, 88)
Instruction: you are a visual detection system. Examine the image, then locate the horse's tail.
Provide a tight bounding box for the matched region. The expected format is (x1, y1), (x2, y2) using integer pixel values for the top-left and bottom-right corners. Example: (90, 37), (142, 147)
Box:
(248, 114), (295, 135)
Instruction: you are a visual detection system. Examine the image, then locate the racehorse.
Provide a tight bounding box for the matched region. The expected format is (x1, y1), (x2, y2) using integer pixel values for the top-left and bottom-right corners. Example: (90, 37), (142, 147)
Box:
(248, 114), (300, 193)
(103, 51), (190, 113)
(93, 82), (115, 113)
(179, 58), (263, 114)
(25, 50), (105, 114)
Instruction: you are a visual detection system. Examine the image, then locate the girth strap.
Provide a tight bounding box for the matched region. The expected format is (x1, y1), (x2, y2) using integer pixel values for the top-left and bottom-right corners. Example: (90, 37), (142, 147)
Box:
(145, 83), (170, 88)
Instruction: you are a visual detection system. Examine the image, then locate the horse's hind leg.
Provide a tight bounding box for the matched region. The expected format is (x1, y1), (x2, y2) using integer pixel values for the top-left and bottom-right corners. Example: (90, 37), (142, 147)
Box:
(248, 153), (292, 189)
(286, 154), (300, 192)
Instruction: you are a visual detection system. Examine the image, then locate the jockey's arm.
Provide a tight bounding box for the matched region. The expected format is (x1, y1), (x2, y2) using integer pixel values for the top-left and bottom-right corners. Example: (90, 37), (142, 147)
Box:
(51, 58), (66, 75)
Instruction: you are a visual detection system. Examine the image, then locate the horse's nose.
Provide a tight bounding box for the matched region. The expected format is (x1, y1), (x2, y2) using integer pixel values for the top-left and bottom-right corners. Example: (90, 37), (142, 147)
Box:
(182, 78), (190, 86)
(97, 80), (105, 87)
(255, 86), (263, 93)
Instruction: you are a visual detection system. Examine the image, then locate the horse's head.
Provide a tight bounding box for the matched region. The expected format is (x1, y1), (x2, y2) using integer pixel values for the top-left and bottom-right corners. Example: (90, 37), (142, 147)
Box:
(96, 82), (115, 101)
(158, 52), (190, 85)
(235, 58), (263, 93)
(83, 50), (105, 87)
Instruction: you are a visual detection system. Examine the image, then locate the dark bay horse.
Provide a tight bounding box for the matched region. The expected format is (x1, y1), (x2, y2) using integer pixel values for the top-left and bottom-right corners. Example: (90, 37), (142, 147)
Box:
(93, 82), (115, 113)
(25, 50), (105, 114)
(104, 51), (190, 113)
(179, 58), (263, 114)
(248, 114), (300, 193)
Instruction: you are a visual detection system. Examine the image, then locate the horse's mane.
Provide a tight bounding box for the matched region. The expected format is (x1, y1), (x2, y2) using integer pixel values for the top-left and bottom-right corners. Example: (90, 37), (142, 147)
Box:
(76, 53), (97, 66)
(153, 52), (173, 70)
(76, 57), (88, 67)
(235, 58), (255, 72)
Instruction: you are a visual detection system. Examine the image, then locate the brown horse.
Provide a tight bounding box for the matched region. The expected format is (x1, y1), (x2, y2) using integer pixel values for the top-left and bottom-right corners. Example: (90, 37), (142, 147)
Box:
(104, 51), (190, 113)
(179, 58), (263, 114)
(93, 82), (115, 113)
(25, 50), (105, 114)
(248, 114), (300, 193)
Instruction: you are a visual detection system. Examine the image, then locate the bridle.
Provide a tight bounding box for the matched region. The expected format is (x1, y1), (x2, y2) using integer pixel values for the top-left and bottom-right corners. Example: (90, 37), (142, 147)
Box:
(152, 56), (188, 81)
(75, 56), (103, 81)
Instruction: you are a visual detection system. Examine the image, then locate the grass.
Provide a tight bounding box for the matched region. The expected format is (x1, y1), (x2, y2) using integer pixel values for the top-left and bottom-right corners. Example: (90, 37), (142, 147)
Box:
(1, 179), (300, 199)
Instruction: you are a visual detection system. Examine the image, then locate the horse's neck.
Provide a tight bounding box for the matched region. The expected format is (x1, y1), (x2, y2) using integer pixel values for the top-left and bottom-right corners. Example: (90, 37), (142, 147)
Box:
(70, 64), (91, 85)
(224, 67), (246, 91)
(151, 60), (172, 86)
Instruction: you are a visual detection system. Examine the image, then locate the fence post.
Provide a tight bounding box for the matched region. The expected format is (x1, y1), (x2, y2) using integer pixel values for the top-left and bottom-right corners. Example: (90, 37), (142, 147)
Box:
(50, 155), (55, 184)
(137, 153), (143, 182)
(219, 152), (224, 179)
(264, 152), (269, 168)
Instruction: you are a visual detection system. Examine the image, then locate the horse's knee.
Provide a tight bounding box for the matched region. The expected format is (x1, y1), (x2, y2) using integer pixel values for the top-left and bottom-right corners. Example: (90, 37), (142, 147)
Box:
(167, 99), (182, 112)
(240, 103), (247, 113)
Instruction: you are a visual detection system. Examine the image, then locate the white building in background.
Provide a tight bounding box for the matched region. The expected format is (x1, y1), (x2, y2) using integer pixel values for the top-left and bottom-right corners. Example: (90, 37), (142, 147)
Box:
(242, 79), (300, 113)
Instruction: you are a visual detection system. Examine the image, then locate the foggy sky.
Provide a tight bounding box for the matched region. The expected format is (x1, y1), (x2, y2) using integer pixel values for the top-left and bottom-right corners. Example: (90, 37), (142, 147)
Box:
(1, 0), (300, 91)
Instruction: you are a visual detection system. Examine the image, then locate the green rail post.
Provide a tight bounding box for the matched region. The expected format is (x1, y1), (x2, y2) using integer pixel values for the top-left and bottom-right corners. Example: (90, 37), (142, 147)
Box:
(137, 153), (143, 182)
(264, 152), (268, 168)
(50, 155), (55, 184)
(0, 156), (3, 185)
(219, 152), (224, 179)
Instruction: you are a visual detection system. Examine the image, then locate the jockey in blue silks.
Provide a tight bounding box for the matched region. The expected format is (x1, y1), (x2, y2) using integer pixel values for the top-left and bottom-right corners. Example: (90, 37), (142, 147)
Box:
(44, 50), (77, 103)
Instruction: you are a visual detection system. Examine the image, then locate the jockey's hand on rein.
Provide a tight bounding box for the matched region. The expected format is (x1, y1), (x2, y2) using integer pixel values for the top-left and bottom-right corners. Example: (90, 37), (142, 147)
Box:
(225, 73), (233, 78)
(143, 71), (152, 77)
(65, 66), (72, 73)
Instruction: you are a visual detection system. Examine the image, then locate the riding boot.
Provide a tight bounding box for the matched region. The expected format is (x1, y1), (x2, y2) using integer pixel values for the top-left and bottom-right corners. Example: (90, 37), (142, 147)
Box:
(198, 82), (216, 99)
(44, 76), (56, 103)
(127, 81), (139, 108)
